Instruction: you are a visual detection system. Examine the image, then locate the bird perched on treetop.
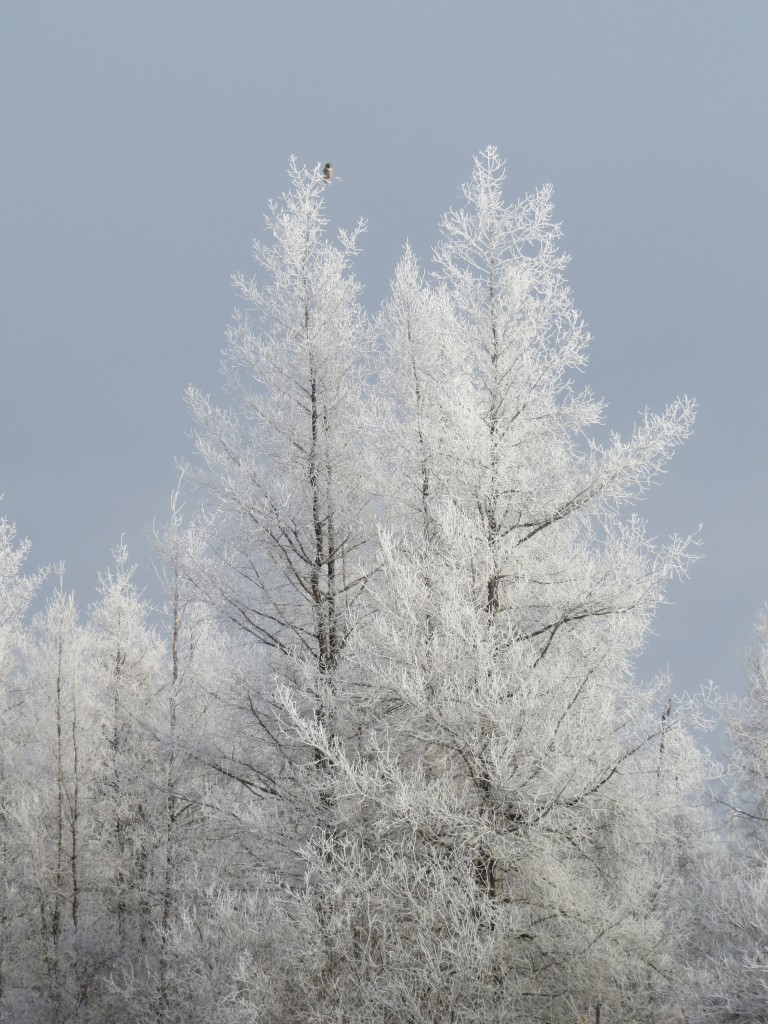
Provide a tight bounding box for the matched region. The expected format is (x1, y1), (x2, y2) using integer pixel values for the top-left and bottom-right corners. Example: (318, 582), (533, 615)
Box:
(323, 162), (333, 184)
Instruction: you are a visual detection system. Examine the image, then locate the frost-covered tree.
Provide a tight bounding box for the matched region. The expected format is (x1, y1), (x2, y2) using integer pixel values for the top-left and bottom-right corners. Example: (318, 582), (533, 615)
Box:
(13, 581), (87, 1023)
(66, 543), (168, 1022)
(729, 606), (768, 831)
(0, 515), (46, 1017)
(182, 159), (378, 874)
(687, 608), (768, 1024)
(89, 545), (164, 945)
(264, 148), (705, 1024)
(146, 498), (268, 1024)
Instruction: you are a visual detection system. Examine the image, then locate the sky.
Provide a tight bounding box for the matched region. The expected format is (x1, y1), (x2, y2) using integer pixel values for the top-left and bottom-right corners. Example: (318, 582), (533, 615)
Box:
(2, 1), (766, 713)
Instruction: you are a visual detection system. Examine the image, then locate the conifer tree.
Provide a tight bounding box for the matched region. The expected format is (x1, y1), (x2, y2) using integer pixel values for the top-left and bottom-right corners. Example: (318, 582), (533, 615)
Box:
(270, 149), (703, 1024)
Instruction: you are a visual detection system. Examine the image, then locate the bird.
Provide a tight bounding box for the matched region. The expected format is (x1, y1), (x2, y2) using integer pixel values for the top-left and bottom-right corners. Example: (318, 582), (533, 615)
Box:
(323, 162), (333, 184)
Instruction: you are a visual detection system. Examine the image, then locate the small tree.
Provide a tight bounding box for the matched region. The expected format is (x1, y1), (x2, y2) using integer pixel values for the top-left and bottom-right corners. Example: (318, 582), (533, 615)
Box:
(15, 580), (85, 1022)
(149, 497), (263, 1024)
(0, 515), (45, 1018)
(689, 608), (768, 1024)
(76, 543), (166, 1021)
(729, 607), (768, 831)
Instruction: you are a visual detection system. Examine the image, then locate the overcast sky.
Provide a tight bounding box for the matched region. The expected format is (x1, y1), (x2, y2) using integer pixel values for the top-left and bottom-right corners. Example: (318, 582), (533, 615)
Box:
(2, 1), (766, 710)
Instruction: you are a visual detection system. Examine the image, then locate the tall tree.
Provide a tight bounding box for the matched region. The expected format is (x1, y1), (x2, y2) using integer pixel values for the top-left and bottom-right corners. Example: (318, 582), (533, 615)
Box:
(269, 148), (704, 1024)
(182, 159), (377, 857)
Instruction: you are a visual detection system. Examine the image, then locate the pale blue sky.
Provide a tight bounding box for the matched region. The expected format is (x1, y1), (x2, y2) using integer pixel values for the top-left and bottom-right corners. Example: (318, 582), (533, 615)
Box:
(2, 1), (766, 705)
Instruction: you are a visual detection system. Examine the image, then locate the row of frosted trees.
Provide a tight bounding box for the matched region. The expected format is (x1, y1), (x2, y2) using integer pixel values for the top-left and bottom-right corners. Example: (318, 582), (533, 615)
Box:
(1, 150), (767, 1023)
